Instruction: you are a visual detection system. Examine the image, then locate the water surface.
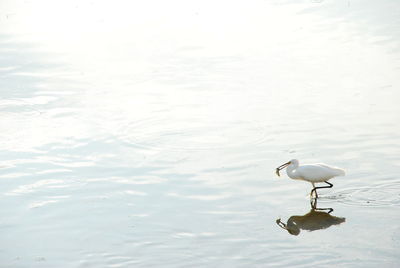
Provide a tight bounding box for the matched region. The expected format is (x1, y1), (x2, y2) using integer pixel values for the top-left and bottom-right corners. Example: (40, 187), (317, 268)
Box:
(1, 0), (400, 267)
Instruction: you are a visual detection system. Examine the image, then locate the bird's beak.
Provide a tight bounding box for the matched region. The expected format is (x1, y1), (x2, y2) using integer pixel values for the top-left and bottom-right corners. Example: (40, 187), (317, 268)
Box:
(277, 161), (291, 170)
(275, 161), (291, 177)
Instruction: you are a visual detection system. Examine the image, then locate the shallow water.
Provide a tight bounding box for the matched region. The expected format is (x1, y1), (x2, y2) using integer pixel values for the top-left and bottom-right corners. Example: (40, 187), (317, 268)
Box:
(1, 0), (400, 267)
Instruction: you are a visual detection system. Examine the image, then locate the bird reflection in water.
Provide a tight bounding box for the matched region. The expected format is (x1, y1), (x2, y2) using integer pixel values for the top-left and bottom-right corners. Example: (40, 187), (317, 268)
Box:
(276, 199), (345, 236)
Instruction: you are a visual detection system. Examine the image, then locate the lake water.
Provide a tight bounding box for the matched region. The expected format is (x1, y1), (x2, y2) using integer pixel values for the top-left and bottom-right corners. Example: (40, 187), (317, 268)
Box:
(1, 0), (400, 267)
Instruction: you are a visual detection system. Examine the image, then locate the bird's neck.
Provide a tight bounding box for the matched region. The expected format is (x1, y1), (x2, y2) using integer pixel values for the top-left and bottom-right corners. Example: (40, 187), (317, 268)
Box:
(286, 164), (298, 179)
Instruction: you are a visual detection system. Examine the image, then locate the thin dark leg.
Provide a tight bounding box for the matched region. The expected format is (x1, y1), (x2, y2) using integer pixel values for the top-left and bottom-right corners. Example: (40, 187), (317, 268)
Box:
(310, 187), (318, 198)
(310, 197), (317, 208)
(310, 198), (333, 213)
(310, 181), (333, 199)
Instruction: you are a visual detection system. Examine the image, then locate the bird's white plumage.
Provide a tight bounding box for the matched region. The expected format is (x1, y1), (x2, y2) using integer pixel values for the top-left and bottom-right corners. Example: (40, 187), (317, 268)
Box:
(288, 163), (345, 182)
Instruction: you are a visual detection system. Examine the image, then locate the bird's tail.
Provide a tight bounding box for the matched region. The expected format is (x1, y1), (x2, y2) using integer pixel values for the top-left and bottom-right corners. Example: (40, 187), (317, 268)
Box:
(336, 168), (345, 176)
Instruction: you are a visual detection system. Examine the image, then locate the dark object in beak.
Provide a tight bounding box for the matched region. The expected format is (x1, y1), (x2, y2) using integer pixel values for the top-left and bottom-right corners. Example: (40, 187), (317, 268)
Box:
(275, 161), (290, 177)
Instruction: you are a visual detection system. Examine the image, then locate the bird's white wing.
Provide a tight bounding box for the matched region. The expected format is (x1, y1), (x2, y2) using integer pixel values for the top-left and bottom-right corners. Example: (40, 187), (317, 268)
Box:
(297, 164), (345, 181)
(314, 163), (345, 176)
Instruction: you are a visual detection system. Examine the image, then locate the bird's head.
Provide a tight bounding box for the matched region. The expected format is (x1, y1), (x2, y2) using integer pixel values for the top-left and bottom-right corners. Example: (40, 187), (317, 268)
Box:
(275, 159), (298, 177)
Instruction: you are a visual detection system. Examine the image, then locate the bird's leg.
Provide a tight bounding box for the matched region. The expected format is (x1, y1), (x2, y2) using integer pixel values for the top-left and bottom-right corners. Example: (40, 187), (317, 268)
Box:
(310, 197), (317, 208)
(310, 195), (334, 213)
(320, 181), (333, 189)
(310, 183), (318, 199)
(311, 181), (333, 199)
(310, 189), (318, 198)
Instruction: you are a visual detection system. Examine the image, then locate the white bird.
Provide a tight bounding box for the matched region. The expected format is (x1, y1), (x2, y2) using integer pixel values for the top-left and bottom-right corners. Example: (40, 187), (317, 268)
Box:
(275, 159), (345, 198)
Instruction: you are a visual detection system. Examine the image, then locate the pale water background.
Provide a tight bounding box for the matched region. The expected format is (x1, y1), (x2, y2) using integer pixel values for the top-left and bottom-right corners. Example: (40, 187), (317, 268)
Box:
(1, 0), (400, 267)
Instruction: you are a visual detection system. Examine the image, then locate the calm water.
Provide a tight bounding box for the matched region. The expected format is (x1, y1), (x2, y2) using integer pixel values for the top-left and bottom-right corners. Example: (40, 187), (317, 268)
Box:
(1, 0), (400, 267)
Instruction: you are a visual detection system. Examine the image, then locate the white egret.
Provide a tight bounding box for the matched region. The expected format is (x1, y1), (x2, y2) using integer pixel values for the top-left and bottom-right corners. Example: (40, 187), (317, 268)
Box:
(275, 159), (345, 198)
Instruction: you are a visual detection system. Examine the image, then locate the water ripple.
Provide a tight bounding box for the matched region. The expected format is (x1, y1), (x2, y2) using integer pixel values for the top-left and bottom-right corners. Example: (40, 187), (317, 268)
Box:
(324, 182), (400, 207)
(117, 117), (271, 152)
